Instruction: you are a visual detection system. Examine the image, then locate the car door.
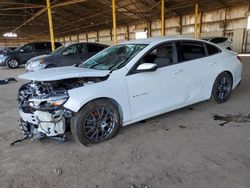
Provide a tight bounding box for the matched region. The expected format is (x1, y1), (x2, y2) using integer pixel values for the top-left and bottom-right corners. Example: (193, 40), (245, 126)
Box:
(175, 40), (213, 104)
(125, 42), (191, 120)
(59, 44), (83, 66)
(18, 43), (35, 63)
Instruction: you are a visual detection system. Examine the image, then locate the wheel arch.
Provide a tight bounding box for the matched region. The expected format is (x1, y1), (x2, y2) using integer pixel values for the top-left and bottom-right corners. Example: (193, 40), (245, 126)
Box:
(5, 56), (19, 64)
(77, 97), (124, 124)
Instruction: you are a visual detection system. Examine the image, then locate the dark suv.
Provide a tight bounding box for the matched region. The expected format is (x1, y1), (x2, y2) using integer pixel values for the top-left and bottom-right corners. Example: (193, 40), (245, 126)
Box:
(0, 42), (62, 69)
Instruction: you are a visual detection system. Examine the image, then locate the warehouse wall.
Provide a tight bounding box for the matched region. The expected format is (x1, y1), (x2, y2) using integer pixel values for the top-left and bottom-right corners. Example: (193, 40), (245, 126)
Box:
(1, 4), (249, 53)
(55, 4), (249, 53)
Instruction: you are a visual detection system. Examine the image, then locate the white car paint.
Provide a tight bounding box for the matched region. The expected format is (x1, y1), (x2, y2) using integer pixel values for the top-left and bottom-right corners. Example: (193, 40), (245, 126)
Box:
(19, 66), (110, 81)
(19, 37), (242, 127)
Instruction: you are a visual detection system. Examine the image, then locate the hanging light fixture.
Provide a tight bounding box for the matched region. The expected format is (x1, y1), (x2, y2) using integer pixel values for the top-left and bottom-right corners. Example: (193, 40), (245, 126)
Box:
(3, 32), (18, 38)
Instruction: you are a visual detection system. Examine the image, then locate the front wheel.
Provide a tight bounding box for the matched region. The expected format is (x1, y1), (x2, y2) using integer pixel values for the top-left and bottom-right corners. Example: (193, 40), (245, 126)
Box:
(70, 99), (121, 146)
(211, 72), (233, 104)
(6, 58), (19, 69)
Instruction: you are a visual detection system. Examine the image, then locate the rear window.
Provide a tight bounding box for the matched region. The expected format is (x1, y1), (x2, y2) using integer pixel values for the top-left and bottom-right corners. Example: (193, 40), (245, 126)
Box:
(55, 42), (62, 49)
(178, 41), (206, 62)
(210, 37), (227, 44)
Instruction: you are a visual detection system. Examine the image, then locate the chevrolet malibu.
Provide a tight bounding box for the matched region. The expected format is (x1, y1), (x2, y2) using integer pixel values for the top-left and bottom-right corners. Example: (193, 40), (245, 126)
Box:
(17, 37), (242, 145)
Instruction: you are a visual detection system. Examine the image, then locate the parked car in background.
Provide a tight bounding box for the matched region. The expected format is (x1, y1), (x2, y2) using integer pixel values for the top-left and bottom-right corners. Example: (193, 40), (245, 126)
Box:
(17, 37), (242, 145)
(201, 36), (232, 50)
(0, 42), (62, 69)
(25, 42), (109, 72)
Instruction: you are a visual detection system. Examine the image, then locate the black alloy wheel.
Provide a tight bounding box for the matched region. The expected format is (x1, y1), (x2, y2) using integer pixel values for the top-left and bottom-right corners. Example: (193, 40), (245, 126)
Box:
(212, 72), (233, 104)
(71, 99), (121, 145)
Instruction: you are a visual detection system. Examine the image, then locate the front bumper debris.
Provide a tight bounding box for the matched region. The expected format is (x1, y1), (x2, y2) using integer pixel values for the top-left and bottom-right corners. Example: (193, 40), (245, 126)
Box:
(17, 81), (74, 142)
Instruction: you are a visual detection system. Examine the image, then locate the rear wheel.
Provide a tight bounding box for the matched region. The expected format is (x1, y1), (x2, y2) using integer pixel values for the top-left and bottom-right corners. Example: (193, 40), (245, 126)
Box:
(211, 72), (233, 104)
(6, 58), (19, 69)
(70, 99), (121, 146)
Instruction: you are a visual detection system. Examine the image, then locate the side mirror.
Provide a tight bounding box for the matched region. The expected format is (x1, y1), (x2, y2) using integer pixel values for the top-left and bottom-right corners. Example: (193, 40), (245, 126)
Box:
(62, 51), (69, 56)
(136, 63), (157, 72)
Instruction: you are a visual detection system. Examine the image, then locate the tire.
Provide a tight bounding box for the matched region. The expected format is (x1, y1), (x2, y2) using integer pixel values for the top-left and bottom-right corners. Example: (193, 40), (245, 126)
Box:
(70, 99), (121, 146)
(211, 72), (233, 104)
(6, 58), (19, 69)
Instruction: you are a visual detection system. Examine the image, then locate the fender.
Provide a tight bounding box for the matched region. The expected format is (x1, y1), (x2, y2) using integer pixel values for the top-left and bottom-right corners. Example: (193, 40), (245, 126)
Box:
(63, 77), (131, 123)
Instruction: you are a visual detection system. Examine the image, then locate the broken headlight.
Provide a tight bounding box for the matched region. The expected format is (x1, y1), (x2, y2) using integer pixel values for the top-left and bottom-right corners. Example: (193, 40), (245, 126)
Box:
(28, 92), (69, 110)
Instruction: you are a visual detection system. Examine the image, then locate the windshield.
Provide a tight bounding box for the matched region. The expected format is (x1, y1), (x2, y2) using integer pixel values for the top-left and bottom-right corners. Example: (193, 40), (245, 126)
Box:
(79, 44), (147, 70)
(14, 45), (24, 51)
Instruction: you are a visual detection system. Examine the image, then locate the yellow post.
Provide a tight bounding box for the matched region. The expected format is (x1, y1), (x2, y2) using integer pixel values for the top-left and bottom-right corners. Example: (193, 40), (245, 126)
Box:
(161, 0), (165, 36)
(194, 0), (199, 38)
(46, 0), (55, 51)
(112, 0), (117, 44)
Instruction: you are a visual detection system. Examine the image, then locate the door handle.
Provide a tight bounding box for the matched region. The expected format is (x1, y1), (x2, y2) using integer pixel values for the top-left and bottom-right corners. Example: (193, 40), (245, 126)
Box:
(172, 69), (183, 74)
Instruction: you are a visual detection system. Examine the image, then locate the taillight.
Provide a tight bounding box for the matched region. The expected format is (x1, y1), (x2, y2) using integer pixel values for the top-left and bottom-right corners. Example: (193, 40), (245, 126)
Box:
(237, 55), (242, 63)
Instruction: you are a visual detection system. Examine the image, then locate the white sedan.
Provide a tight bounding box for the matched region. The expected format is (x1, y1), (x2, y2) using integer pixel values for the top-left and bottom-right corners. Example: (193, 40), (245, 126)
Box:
(18, 37), (242, 145)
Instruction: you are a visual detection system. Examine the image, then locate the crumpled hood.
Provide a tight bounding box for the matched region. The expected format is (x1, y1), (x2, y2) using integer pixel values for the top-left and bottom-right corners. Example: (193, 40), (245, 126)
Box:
(18, 66), (110, 81)
(27, 54), (52, 63)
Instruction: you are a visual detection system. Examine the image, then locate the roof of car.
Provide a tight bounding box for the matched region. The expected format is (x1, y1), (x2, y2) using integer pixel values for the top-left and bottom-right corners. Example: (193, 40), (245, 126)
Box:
(201, 36), (228, 39)
(122, 36), (205, 45)
(64, 42), (109, 46)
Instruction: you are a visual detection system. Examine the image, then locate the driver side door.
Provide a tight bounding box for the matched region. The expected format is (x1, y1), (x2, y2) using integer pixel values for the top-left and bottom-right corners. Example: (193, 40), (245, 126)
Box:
(125, 42), (190, 121)
(19, 44), (35, 63)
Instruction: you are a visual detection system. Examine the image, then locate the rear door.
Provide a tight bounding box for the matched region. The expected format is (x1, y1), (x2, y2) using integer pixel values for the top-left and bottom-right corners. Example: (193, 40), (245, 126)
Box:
(176, 40), (214, 103)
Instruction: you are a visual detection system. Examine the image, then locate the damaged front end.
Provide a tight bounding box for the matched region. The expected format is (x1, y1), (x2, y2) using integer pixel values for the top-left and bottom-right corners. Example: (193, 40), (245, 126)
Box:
(17, 77), (98, 141)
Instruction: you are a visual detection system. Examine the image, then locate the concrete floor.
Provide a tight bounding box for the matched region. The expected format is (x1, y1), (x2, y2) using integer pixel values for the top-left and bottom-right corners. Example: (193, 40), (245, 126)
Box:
(0, 57), (249, 188)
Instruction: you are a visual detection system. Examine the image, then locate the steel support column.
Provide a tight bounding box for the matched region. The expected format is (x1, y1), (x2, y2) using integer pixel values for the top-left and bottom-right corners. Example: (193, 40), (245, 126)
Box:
(112, 0), (117, 44)
(46, 0), (55, 51)
(194, 0), (199, 38)
(161, 0), (165, 36)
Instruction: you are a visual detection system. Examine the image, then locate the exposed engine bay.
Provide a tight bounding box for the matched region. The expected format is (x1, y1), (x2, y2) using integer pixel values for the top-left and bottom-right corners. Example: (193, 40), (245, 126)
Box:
(17, 77), (103, 142)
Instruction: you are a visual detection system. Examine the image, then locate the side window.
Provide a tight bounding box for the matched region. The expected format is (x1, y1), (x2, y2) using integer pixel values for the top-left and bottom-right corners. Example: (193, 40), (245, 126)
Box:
(87, 44), (99, 53)
(34, 43), (48, 51)
(206, 43), (221, 56)
(139, 43), (174, 68)
(178, 41), (206, 62)
(64, 44), (80, 55)
(78, 44), (87, 54)
(21, 44), (33, 52)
